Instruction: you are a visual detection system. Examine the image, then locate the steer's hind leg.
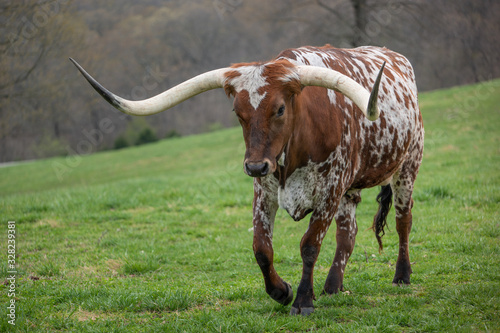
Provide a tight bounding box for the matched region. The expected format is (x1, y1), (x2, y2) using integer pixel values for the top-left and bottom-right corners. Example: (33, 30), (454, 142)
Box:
(390, 171), (416, 285)
(390, 127), (423, 285)
(253, 178), (293, 305)
(323, 190), (361, 295)
(390, 152), (422, 285)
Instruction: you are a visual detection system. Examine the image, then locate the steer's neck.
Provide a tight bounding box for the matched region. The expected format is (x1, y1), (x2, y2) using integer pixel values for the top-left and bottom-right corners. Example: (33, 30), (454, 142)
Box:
(283, 87), (344, 179)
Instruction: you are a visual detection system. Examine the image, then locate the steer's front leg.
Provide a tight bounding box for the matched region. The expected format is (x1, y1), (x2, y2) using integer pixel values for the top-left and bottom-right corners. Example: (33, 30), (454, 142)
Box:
(253, 177), (293, 305)
(290, 208), (336, 316)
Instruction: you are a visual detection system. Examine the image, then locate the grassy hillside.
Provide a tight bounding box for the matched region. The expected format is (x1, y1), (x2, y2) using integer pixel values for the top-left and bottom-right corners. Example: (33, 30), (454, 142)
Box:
(1, 79), (499, 332)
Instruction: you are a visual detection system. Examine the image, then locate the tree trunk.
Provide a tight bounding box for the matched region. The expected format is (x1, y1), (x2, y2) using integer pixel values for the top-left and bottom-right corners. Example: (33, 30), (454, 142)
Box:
(351, 0), (368, 47)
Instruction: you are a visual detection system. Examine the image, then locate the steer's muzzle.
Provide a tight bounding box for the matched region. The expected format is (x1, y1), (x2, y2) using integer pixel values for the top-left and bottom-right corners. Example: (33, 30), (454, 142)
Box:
(244, 160), (271, 177)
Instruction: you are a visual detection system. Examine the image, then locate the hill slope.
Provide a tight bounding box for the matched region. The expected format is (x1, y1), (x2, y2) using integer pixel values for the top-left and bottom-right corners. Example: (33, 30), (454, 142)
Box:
(0, 79), (499, 332)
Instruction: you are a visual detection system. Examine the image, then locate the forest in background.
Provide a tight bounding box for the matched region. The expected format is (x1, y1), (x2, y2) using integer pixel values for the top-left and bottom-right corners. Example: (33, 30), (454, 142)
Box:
(1, 0), (499, 162)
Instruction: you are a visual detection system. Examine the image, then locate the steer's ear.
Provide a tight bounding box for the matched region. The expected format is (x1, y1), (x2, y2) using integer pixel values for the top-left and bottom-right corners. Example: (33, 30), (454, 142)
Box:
(283, 78), (302, 97)
(224, 83), (236, 98)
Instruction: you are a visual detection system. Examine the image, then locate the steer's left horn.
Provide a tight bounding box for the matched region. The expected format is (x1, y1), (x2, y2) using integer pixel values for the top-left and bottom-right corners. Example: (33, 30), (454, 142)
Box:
(70, 58), (229, 116)
(297, 62), (386, 121)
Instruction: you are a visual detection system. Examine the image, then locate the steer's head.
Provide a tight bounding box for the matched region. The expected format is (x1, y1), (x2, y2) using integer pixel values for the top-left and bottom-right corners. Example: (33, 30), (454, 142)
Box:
(223, 61), (301, 177)
(70, 57), (384, 178)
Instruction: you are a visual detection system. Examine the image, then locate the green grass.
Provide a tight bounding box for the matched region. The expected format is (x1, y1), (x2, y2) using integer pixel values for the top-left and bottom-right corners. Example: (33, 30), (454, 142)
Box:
(1, 79), (499, 332)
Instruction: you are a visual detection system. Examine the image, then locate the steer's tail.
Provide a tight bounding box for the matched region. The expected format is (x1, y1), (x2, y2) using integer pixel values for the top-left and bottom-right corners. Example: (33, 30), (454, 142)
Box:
(373, 185), (393, 252)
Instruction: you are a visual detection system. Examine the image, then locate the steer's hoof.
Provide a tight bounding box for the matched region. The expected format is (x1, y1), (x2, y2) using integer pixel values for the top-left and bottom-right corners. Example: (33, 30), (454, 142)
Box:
(392, 275), (411, 286)
(270, 281), (293, 305)
(290, 306), (314, 316)
(320, 284), (343, 296)
(392, 281), (411, 287)
(283, 282), (293, 305)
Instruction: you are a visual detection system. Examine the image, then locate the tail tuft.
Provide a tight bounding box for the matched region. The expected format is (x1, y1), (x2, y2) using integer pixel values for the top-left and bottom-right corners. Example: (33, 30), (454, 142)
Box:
(373, 185), (393, 252)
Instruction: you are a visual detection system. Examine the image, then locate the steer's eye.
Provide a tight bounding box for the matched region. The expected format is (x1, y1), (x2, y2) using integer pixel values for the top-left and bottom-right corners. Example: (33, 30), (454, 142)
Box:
(277, 105), (285, 117)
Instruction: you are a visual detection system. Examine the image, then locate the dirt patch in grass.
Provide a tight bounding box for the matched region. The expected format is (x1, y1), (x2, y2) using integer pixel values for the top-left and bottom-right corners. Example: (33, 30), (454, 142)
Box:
(106, 259), (123, 274)
(36, 219), (60, 228)
(75, 309), (99, 322)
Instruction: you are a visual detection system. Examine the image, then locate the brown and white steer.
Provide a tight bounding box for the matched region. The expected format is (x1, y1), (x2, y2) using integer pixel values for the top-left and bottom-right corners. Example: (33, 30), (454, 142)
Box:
(71, 44), (424, 315)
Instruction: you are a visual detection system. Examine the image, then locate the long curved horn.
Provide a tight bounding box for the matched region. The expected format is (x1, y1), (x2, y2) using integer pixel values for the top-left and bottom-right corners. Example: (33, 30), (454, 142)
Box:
(70, 58), (229, 116)
(297, 62), (385, 121)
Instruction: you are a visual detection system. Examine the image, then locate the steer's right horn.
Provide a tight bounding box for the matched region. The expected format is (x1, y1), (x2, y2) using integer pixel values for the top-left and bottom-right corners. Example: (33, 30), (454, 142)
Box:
(70, 58), (229, 116)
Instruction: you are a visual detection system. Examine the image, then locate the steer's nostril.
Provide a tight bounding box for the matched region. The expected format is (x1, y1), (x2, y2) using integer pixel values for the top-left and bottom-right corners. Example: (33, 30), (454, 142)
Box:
(245, 161), (270, 177)
(261, 162), (269, 175)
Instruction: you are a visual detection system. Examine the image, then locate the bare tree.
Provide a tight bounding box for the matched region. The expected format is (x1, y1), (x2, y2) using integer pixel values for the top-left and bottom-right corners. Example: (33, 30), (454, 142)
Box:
(0, 0), (498, 162)
(0, 0), (87, 161)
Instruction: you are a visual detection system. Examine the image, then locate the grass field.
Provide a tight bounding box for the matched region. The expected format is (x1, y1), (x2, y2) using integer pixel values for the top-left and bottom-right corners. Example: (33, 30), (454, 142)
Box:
(1, 79), (499, 332)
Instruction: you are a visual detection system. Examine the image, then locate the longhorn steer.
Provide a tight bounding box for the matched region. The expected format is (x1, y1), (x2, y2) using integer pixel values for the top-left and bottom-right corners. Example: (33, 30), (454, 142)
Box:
(71, 44), (424, 315)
